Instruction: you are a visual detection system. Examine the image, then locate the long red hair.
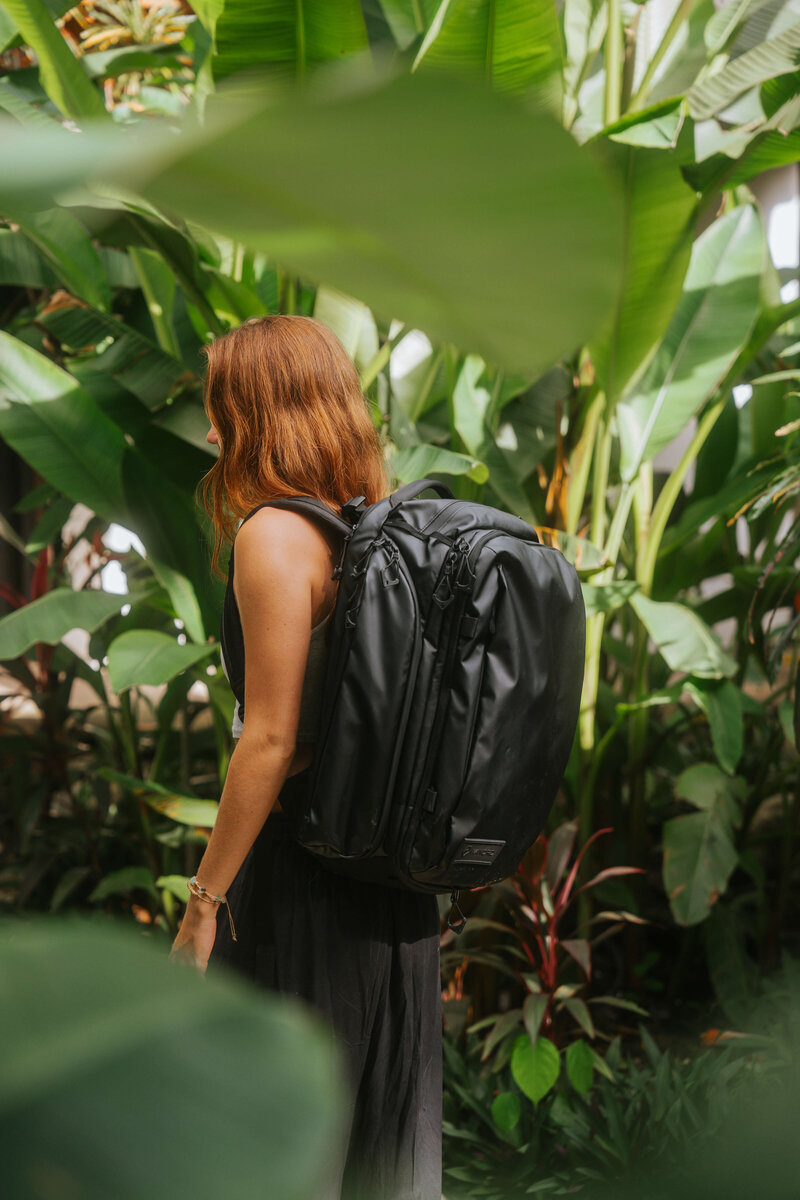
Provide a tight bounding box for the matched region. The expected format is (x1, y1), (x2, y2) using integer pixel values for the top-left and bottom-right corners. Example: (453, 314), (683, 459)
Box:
(198, 315), (391, 579)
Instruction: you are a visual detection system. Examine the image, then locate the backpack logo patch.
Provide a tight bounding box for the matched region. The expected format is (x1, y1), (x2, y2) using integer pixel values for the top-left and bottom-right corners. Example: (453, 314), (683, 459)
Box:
(454, 839), (505, 865)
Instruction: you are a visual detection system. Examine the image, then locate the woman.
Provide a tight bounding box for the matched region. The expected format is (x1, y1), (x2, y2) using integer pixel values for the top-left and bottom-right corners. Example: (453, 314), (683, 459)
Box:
(168, 315), (443, 1200)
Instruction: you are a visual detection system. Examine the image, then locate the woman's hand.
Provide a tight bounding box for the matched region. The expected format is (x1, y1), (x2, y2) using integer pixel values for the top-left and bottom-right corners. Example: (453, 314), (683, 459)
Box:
(169, 897), (220, 975)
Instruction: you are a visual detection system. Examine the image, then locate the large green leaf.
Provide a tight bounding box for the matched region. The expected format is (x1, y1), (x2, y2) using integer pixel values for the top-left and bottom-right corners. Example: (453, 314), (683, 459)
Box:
(313, 283), (379, 372)
(630, 592), (737, 679)
(565, 1039), (595, 1094)
(617, 204), (765, 481)
(585, 142), (696, 410)
(0, 73), (623, 373)
(676, 762), (745, 823)
(0, 587), (143, 660)
(0, 0), (107, 121)
(684, 677), (744, 773)
(389, 442), (488, 484)
(128, 245), (180, 357)
(140, 71), (623, 375)
(453, 354), (537, 519)
(689, 19), (800, 120)
(119, 447), (214, 643)
(40, 302), (187, 410)
(374, 0), (438, 50)
(98, 768), (220, 828)
(510, 1032), (561, 1104)
(88, 866), (158, 902)
(412, 0), (563, 115)
(107, 629), (216, 691)
(6, 206), (110, 311)
(0, 228), (59, 286)
(212, 0), (369, 82)
(581, 579), (639, 616)
(0, 331), (128, 516)
(0, 76), (59, 126)
(145, 792), (220, 828)
(662, 764), (745, 926)
(491, 1090), (522, 1133)
(0, 917), (347, 1199)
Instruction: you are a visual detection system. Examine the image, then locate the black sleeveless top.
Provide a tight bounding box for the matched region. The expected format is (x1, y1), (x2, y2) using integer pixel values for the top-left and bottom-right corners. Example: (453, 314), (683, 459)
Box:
(219, 505), (337, 740)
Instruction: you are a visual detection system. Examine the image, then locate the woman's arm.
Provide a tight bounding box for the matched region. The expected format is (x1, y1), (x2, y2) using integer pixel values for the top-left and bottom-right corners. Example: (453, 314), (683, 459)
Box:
(169, 507), (321, 972)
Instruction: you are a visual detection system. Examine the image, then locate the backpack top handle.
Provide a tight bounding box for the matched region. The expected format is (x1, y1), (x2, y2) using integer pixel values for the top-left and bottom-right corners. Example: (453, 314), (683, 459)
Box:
(388, 478), (455, 508)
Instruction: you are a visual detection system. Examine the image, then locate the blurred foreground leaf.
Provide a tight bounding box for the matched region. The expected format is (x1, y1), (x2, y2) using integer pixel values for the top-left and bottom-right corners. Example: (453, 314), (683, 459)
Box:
(0, 915), (349, 1200)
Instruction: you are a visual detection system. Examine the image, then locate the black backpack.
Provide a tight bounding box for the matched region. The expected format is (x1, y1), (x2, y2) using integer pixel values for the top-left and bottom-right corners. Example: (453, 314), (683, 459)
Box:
(257, 478), (585, 931)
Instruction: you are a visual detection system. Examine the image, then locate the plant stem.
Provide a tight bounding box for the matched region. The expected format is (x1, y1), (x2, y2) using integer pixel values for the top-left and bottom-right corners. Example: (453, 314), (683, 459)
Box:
(627, 0), (696, 112)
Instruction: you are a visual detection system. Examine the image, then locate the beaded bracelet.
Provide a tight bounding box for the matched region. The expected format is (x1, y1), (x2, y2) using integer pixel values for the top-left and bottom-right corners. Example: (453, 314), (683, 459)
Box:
(188, 875), (238, 942)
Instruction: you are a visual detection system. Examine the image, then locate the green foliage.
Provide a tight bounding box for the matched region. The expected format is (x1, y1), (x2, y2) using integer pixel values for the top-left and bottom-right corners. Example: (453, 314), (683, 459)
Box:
(443, 986), (800, 1200)
(0, 916), (349, 1200)
(1, 0), (800, 1154)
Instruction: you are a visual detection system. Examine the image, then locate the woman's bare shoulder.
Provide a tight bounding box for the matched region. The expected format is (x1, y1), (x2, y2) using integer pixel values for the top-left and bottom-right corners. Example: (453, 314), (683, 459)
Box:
(232, 505), (336, 605)
(235, 505), (329, 555)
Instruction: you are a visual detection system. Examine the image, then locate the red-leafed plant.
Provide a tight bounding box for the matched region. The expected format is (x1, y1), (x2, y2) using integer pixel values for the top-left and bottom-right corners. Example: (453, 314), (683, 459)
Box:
(441, 821), (646, 1073)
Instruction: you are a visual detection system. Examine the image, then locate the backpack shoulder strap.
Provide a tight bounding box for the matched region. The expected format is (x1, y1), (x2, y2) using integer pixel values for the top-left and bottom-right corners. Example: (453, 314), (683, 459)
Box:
(240, 496), (353, 537)
(229, 496), (354, 573)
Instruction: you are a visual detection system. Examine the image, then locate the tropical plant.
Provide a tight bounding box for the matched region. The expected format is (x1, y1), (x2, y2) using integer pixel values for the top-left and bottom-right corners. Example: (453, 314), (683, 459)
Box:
(442, 1020), (781, 1200)
(0, 915), (349, 1200)
(0, 0), (798, 1013)
(440, 821), (645, 1115)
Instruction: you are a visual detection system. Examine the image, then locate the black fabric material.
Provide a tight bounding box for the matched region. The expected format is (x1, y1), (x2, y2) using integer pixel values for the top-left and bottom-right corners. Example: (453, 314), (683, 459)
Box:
(207, 765), (444, 1200)
(232, 482), (585, 898)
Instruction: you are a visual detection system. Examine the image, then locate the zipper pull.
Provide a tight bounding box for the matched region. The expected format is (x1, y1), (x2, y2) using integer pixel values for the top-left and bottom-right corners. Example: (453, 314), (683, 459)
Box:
(453, 536), (475, 591)
(433, 545), (460, 608)
(331, 531), (352, 581)
(446, 889), (467, 934)
(381, 542), (400, 587)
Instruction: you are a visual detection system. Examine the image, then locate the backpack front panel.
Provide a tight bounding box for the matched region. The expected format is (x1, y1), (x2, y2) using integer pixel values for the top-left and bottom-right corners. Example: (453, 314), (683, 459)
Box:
(300, 505), (423, 857)
(398, 536), (585, 891)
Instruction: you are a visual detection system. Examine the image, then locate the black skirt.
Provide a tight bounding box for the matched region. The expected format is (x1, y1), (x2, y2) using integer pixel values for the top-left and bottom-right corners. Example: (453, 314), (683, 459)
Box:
(207, 765), (443, 1200)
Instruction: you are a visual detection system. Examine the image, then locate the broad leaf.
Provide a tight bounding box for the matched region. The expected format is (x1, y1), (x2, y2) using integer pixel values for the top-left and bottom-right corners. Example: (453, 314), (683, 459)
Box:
(581, 579), (639, 615)
(630, 592), (737, 679)
(663, 765), (745, 925)
(107, 629), (216, 691)
(585, 142), (696, 408)
(389, 442), (489, 484)
(510, 1032), (560, 1104)
(140, 71), (623, 375)
(144, 793), (219, 828)
(0, 73), (624, 374)
(674, 762), (745, 826)
(0, 331), (128, 517)
(565, 1039), (594, 1094)
(685, 677), (745, 773)
(491, 1091), (522, 1133)
(0, 919), (347, 1198)
(9, 207), (110, 311)
(0, 587), (139, 660)
(88, 866), (158, 902)
(212, 0), (369, 82)
(688, 19), (800, 120)
(617, 204), (765, 480)
(413, 0), (563, 116)
(41, 302), (186, 409)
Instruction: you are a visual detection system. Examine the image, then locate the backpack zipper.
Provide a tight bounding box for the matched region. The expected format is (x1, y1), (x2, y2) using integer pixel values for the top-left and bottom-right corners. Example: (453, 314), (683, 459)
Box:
(395, 535), (474, 866)
(364, 550), (422, 856)
(396, 527), (531, 873)
(308, 540), (420, 856)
